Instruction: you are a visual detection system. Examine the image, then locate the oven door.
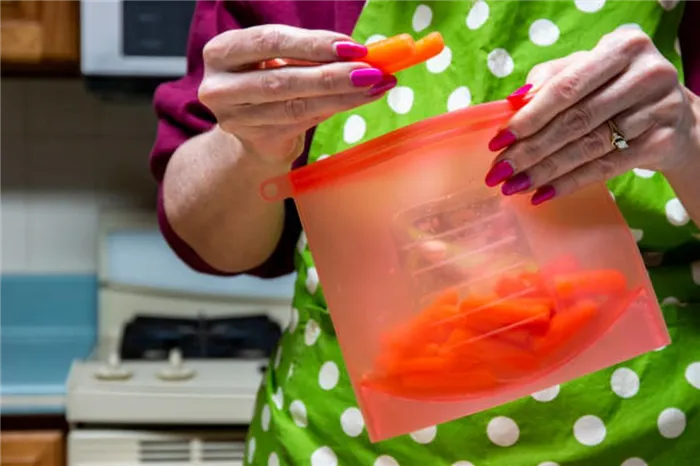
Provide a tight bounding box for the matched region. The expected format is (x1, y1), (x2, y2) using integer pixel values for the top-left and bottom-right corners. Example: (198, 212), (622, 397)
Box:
(80, 0), (194, 77)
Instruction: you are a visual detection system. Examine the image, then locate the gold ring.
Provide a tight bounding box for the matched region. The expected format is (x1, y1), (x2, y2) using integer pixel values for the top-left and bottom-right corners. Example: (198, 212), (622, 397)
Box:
(608, 119), (629, 151)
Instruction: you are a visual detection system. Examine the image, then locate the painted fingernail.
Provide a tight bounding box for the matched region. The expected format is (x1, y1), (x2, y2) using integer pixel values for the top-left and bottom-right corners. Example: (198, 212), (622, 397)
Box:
(531, 185), (556, 205)
(367, 76), (397, 96)
(488, 128), (517, 152)
(334, 41), (368, 59)
(484, 160), (514, 187)
(508, 84), (533, 101)
(350, 68), (384, 87)
(501, 173), (531, 196)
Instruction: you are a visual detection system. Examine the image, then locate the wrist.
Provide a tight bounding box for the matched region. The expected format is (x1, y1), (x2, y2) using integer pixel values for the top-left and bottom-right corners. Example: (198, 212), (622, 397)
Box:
(213, 125), (294, 178)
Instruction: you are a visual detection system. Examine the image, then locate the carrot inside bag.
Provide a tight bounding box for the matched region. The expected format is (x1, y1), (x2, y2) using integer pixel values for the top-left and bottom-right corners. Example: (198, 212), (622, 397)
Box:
(362, 259), (633, 401)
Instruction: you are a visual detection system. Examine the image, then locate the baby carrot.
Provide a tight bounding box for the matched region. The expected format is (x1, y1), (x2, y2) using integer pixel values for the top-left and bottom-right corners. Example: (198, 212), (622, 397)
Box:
(553, 269), (628, 301)
(382, 32), (445, 74)
(534, 298), (599, 357)
(360, 33), (415, 70)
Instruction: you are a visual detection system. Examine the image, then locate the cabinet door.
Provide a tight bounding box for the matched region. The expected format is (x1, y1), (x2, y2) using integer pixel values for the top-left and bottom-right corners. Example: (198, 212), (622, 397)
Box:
(0, 1), (78, 64)
(1, 431), (64, 466)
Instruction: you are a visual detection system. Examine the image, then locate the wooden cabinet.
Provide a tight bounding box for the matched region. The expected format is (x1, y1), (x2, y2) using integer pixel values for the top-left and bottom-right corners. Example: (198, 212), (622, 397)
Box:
(1, 1), (79, 69)
(1, 431), (64, 466)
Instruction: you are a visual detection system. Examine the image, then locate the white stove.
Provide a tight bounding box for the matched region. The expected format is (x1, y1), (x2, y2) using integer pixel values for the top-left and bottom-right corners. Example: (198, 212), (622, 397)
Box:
(66, 211), (295, 466)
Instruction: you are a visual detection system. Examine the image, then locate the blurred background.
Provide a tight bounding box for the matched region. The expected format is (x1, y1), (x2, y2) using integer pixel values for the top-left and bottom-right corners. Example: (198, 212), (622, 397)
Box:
(1, 2), (294, 465)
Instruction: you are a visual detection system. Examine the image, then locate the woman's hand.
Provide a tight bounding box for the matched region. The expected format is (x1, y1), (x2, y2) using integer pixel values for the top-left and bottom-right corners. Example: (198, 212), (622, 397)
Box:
(484, 28), (700, 205)
(198, 25), (396, 166)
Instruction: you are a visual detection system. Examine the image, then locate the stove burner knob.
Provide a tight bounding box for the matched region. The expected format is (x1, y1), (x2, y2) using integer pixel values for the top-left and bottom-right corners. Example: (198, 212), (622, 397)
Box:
(157, 348), (195, 381)
(94, 352), (133, 381)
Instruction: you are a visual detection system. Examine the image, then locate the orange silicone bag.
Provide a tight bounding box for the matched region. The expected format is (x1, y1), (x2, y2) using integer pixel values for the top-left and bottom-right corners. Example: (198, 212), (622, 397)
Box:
(260, 99), (670, 442)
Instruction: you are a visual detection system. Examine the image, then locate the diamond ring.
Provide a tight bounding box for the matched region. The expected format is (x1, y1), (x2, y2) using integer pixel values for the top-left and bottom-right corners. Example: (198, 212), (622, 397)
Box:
(608, 119), (629, 151)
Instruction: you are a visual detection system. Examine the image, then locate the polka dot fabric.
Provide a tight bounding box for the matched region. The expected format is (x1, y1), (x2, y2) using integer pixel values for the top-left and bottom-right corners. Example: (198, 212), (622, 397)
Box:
(244, 1), (700, 465)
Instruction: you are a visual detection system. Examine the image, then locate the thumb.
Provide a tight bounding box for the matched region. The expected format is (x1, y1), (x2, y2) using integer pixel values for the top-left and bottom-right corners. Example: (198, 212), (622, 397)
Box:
(526, 51), (589, 89)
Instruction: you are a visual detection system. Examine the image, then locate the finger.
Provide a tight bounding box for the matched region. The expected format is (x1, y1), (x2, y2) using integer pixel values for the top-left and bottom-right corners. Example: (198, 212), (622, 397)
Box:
(505, 29), (651, 141)
(526, 51), (588, 89)
(203, 25), (362, 71)
(233, 62), (387, 104)
(230, 81), (394, 125)
(493, 56), (667, 175)
(529, 129), (656, 206)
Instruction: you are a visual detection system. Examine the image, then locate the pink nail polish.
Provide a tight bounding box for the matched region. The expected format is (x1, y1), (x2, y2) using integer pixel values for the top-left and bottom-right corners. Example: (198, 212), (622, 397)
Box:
(484, 160), (514, 187)
(508, 84), (533, 101)
(350, 68), (384, 87)
(501, 173), (531, 196)
(531, 185), (556, 205)
(367, 76), (397, 96)
(488, 128), (517, 152)
(334, 41), (367, 59)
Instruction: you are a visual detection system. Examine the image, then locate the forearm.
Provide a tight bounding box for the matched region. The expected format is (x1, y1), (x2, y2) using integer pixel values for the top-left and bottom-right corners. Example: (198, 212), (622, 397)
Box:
(162, 125), (290, 273)
(663, 89), (700, 228)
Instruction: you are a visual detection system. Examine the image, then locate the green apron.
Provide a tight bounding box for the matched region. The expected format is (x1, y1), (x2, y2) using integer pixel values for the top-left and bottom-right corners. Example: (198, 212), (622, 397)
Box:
(245, 2), (700, 465)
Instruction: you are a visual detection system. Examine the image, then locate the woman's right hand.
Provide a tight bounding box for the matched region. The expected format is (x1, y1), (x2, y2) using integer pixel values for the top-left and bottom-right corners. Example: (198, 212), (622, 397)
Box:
(198, 25), (396, 165)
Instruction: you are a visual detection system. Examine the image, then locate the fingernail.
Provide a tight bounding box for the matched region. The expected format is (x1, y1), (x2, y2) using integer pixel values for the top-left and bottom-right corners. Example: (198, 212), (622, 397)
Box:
(334, 41), (367, 59)
(367, 76), (397, 96)
(488, 128), (517, 152)
(531, 185), (556, 205)
(501, 173), (531, 196)
(508, 84), (533, 101)
(484, 160), (514, 187)
(350, 68), (384, 87)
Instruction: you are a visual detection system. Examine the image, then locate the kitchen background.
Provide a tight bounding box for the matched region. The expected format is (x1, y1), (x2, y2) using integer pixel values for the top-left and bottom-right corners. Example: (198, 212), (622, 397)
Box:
(1, 2), (294, 465)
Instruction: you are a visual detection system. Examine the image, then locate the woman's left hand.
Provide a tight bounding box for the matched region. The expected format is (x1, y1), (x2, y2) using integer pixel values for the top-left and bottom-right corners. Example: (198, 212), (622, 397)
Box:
(484, 27), (700, 205)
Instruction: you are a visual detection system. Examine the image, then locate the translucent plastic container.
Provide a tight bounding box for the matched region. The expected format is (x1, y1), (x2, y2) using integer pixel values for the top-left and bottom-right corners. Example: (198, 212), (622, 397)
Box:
(260, 99), (670, 443)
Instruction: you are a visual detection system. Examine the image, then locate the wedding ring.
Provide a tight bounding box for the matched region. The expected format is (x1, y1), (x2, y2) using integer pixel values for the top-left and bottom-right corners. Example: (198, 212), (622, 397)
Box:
(608, 119), (629, 151)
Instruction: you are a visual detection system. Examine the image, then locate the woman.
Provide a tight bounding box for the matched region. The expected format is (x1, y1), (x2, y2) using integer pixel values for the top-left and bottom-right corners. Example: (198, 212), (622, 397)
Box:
(151, 1), (700, 464)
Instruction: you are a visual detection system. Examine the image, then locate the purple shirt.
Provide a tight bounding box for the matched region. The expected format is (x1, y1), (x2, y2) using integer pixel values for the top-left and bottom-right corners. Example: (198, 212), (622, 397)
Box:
(151, 0), (700, 279)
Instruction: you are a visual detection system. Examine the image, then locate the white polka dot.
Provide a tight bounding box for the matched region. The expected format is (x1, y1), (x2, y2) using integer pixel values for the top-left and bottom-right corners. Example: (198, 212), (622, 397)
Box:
(575, 0), (606, 13)
(665, 198), (690, 226)
(658, 0), (680, 11)
(685, 362), (700, 389)
(274, 346), (282, 368)
(288, 308), (299, 333)
(387, 86), (414, 115)
(658, 407), (686, 438)
(268, 453), (280, 466)
(374, 456), (399, 466)
(287, 363), (294, 379)
(426, 46), (452, 73)
(247, 437), (256, 464)
(453, 462), (475, 466)
(290, 400), (308, 428)
(296, 231), (307, 252)
(610, 367), (640, 398)
(340, 407), (365, 437)
(529, 19), (560, 46)
(630, 228), (644, 242)
(365, 34), (386, 45)
(466, 0), (489, 29)
(691, 261), (700, 285)
(306, 266), (319, 294)
(675, 37), (682, 56)
(617, 23), (643, 32)
(271, 386), (284, 410)
(317, 154), (330, 161)
(487, 416), (520, 447)
(633, 168), (656, 178)
(447, 86), (472, 111)
(487, 49), (514, 78)
(662, 296), (685, 307)
(654, 345), (667, 352)
(319, 361), (340, 390)
(621, 458), (647, 466)
(410, 425), (437, 444)
(343, 115), (366, 144)
(538, 463), (559, 466)
(311, 446), (337, 466)
(609, 190), (616, 200)
(412, 4), (432, 32)
(531, 385), (560, 402)
(573, 415), (606, 446)
(304, 319), (321, 346)
(261, 404), (271, 431)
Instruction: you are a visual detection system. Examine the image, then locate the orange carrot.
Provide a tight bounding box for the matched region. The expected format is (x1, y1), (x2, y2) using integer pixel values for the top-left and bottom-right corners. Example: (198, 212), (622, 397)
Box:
(553, 269), (627, 301)
(382, 32), (445, 74)
(360, 34), (415, 69)
(534, 299), (599, 357)
(459, 295), (553, 335)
